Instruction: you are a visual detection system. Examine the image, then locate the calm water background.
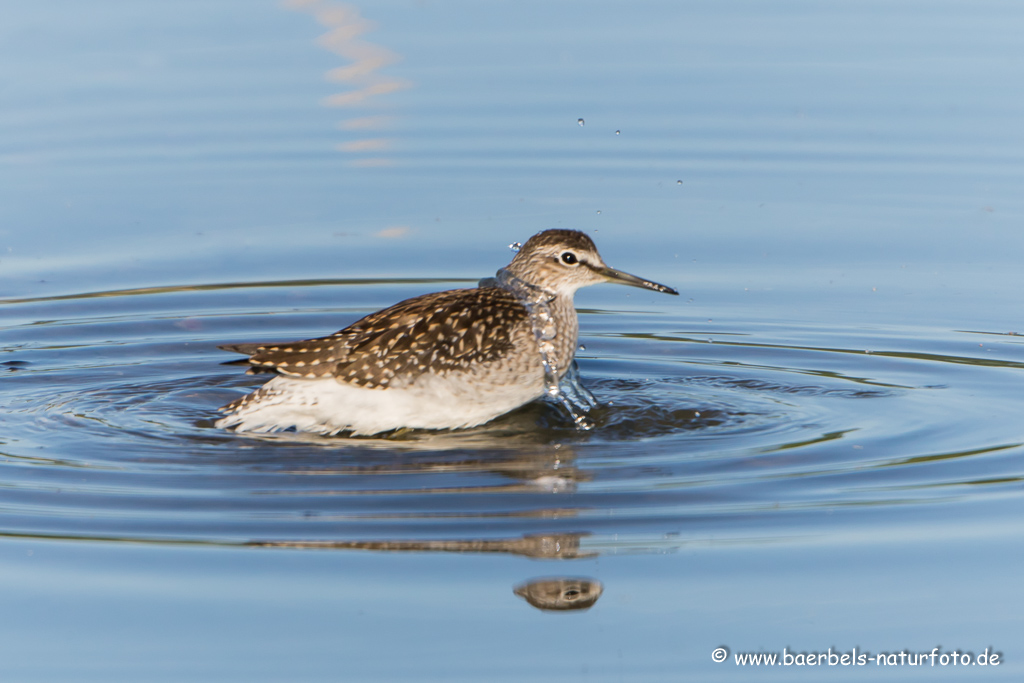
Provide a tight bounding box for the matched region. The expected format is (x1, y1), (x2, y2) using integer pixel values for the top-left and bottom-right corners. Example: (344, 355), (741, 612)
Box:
(2, 1), (1024, 680)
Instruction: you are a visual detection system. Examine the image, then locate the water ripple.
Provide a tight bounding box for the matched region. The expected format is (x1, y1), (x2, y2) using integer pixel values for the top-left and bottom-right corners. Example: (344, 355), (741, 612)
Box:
(2, 281), (1023, 551)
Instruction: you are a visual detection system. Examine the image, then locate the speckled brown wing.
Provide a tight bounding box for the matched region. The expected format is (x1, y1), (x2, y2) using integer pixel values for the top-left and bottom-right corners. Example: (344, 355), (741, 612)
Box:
(220, 287), (530, 388)
(219, 333), (351, 378)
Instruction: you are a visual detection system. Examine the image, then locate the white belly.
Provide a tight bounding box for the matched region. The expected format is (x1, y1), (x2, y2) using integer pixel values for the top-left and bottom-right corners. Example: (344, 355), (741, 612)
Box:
(216, 370), (547, 436)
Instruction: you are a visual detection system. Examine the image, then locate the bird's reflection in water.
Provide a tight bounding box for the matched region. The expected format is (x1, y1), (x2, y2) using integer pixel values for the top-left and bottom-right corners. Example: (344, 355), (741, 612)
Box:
(248, 532), (598, 610)
(514, 578), (603, 612)
(248, 531), (594, 559)
(241, 429), (591, 494)
(250, 533), (602, 612)
(243, 440), (611, 611)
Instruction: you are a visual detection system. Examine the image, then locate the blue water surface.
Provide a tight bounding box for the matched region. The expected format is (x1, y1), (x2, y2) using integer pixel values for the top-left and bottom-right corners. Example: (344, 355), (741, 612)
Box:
(2, 1), (1024, 680)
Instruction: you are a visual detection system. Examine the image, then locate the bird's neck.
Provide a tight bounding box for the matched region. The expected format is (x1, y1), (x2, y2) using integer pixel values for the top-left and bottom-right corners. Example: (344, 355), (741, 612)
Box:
(488, 267), (558, 301)
(547, 294), (580, 378)
(486, 267), (579, 377)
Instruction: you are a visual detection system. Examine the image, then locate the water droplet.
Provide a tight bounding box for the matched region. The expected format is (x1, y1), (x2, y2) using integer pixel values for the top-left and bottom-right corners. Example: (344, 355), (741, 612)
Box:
(509, 241), (522, 253)
(578, 344), (586, 351)
(577, 118), (585, 127)
(614, 129), (620, 135)
(596, 210), (601, 215)
(694, 411), (701, 417)
(492, 267), (597, 427)
(676, 180), (683, 185)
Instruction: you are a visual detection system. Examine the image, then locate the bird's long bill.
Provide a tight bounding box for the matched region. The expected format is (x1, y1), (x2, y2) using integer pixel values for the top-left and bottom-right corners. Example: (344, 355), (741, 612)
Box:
(596, 265), (679, 295)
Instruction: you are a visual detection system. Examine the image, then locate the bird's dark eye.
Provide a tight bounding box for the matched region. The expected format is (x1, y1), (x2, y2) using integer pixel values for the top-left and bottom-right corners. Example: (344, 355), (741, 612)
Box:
(560, 251), (578, 265)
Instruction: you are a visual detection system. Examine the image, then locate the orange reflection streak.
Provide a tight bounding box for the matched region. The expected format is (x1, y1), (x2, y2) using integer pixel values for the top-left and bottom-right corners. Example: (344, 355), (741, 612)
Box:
(285, 0), (410, 166)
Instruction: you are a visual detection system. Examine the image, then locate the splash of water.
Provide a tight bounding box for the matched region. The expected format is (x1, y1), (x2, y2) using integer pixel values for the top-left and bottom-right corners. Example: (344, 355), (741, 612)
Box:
(478, 268), (597, 429)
